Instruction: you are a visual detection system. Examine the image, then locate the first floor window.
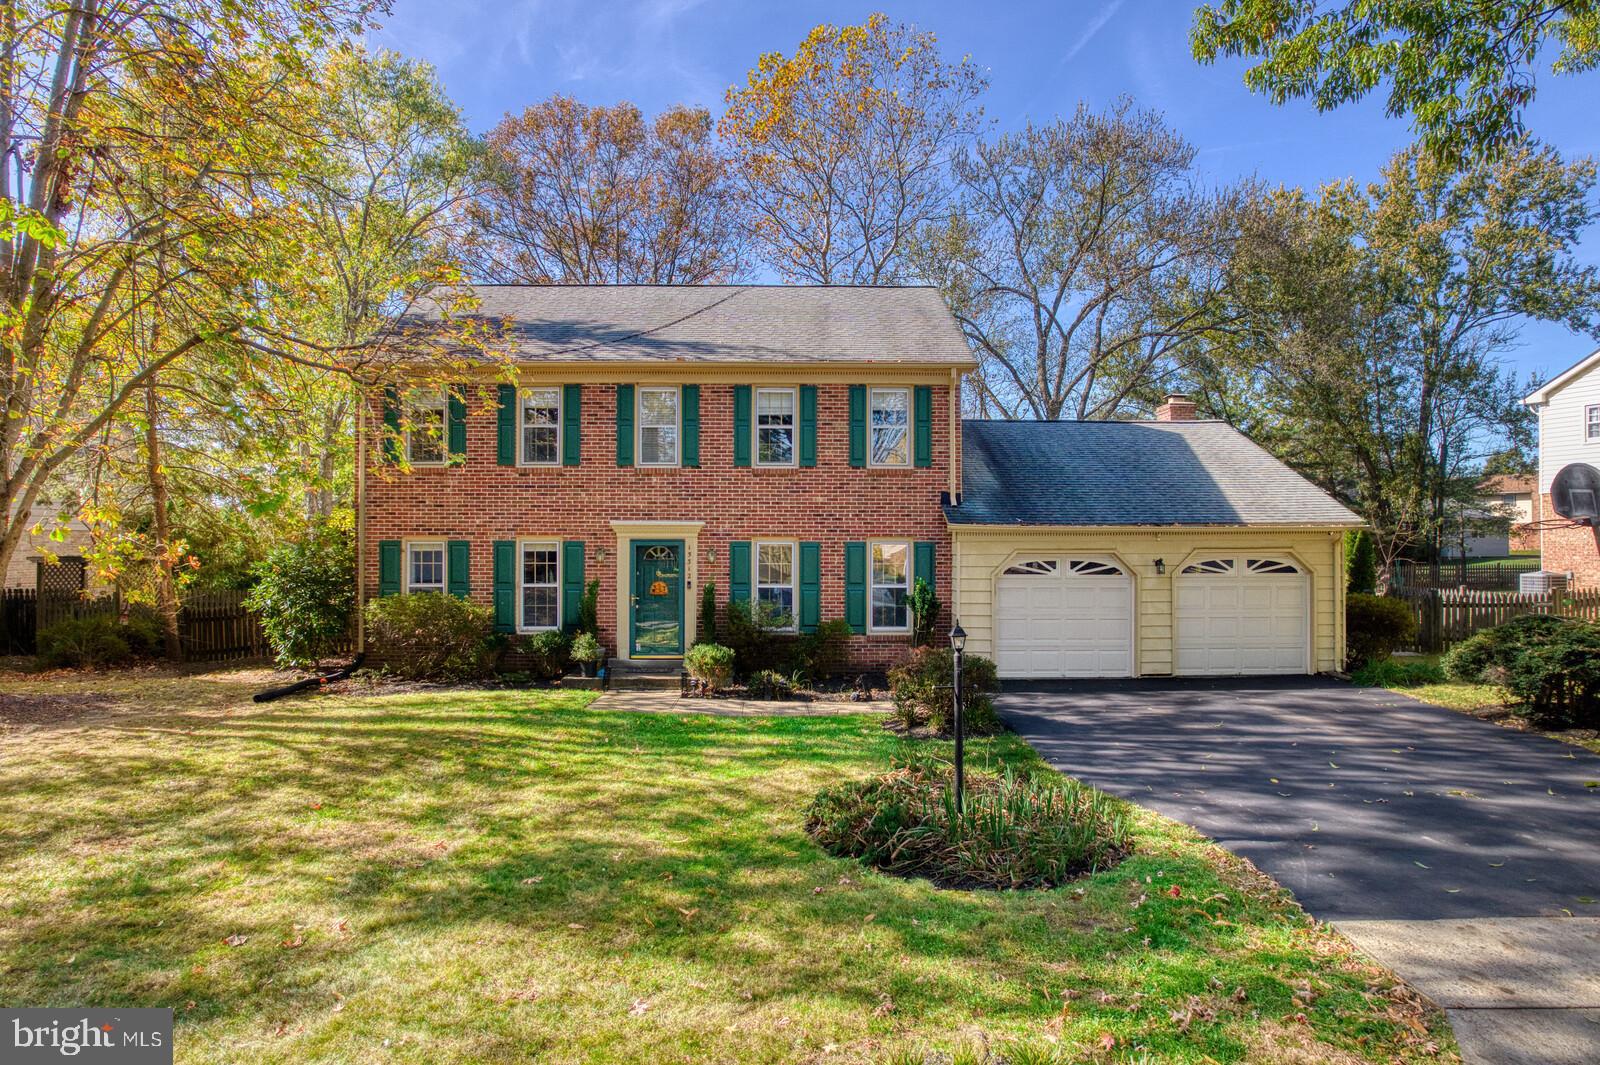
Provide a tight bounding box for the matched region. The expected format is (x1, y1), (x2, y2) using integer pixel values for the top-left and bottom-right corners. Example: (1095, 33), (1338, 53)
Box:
(756, 541), (796, 629)
(870, 541), (910, 631)
(870, 387), (910, 466)
(639, 386), (680, 466)
(1587, 404), (1600, 442)
(521, 541), (560, 630)
(406, 389), (447, 464)
(407, 541), (445, 593)
(756, 388), (796, 465)
(521, 388), (561, 465)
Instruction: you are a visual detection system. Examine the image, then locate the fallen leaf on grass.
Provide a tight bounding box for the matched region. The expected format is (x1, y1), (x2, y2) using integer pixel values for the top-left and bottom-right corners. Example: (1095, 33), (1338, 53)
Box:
(628, 998), (650, 1017)
(281, 935), (305, 949)
(520, 876), (543, 885)
(222, 934), (247, 947)
(568, 923), (586, 929)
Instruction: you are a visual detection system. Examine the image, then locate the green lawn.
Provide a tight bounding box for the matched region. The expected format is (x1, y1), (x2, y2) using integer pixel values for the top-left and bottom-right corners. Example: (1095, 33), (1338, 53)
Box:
(0, 669), (1454, 1064)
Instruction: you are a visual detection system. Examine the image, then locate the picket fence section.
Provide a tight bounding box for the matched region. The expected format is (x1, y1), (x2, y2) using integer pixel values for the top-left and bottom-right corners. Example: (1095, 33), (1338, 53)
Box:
(1393, 587), (1600, 653)
(0, 587), (353, 663)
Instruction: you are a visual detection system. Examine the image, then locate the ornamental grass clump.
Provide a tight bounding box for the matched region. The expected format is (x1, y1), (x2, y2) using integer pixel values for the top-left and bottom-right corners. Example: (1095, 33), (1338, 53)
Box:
(806, 752), (1131, 890)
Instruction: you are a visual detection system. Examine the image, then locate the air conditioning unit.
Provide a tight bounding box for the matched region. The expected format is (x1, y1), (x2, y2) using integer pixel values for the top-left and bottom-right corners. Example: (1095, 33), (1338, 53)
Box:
(1519, 570), (1569, 595)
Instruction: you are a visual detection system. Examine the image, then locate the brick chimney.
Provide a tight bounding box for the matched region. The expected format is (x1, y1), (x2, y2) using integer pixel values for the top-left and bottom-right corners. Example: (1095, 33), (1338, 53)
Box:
(1155, 393), (1197, 421)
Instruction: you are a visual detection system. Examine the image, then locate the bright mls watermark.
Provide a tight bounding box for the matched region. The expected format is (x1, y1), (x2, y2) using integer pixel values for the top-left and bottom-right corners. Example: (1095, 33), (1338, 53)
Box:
(3, 1009), (172, 1063)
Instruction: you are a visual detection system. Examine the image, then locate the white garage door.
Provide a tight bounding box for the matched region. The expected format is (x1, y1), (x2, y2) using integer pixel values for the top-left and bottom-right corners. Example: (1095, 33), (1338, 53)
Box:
(1175, 557), (1308, 676)
(995, 559), (1133, 679)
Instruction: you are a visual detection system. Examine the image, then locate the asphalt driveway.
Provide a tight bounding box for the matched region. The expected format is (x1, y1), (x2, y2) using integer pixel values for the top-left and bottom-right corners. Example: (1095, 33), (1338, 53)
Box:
(997, 677), (1600, 1064)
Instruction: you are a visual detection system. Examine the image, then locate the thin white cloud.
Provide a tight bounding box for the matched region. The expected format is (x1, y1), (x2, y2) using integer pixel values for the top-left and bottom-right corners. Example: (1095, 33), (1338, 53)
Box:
(1060, 0), (1127, 66)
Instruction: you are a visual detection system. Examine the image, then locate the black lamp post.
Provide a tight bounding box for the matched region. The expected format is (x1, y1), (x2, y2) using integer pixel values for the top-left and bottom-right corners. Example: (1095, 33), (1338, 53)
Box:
(949, 620), (967, 811)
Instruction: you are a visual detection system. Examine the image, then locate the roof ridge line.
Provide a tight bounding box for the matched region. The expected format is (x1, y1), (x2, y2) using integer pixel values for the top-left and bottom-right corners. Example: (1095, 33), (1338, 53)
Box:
(528, 287), (752, 359)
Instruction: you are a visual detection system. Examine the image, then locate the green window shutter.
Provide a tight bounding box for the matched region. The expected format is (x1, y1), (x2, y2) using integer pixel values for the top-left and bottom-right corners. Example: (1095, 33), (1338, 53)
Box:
(728, 541), (751, 603)
(914, 385), (933, 467)
(682, 384), (700, 467)
(496, 384), (517, 466)
(378, 540), (401, 597)
(848, 385), (867, 468)
(799, 385), (817, 467)
(447, 540), (470, 598)
(562, 540), (585, 632)
(562, 384), (581, 466)
(382, 388), (401, 464)
(447, 388), (467, 462)
(799, 541), (821, 633)
(615, 384), (634, 467)
(732, 385), (752, 467)
(844, 541), (867, 633)
(914, 541), (936, 591)
(492, 540), (515, 632)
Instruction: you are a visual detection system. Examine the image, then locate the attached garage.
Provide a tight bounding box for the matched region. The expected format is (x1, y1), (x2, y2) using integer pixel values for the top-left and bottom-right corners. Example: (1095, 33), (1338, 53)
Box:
(947, 413), (1362, 679)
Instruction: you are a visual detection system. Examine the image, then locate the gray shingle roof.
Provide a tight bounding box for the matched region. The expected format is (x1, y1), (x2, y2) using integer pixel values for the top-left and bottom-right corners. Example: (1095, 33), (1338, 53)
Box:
(415, 284), (975, 366)
(949, 420), (1361, 527)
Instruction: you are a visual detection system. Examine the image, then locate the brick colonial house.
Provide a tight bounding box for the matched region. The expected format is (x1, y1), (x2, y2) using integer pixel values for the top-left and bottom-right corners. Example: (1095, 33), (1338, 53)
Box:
(359, 285), (1359, 677)
(1524, 347), (1600, 587)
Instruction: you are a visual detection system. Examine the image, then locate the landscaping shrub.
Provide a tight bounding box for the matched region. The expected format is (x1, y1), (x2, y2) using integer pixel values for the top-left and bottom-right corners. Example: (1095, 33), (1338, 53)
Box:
(697, 582), (717, 645)
(570, 631), (603, 673)
(37, 614), (134, 669)
(363, 593), (497, 680)
(120, 605), (168, 659)
(521, 628), (572, 681)
(806, 751), (1131, 890)
(723, 599), (798, 677)
(245, 514), (355, 668)
(684, 642), (735, 693)
(1445, 614), (1600, 728)
(909, 576), (940, 646)
(1345, 529), (1377, 595)
(747, 668), (795, 700)
(1345, 592), (1417, 669)
(1350, 657), (1445, 688)
(576, 579), (600, 635)
(801, 618), (853, 680)
(887, 645), (1001, 736)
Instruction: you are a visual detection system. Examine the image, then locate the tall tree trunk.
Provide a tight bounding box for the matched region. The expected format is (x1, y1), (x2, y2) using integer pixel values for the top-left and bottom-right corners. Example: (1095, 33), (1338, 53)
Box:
(143, 379), (182, 660)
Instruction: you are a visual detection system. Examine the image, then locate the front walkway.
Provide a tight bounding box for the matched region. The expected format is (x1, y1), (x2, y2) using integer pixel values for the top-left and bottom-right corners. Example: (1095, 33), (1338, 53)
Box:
(589, 690), (889, 716)
(996, 676), (1600, 1065)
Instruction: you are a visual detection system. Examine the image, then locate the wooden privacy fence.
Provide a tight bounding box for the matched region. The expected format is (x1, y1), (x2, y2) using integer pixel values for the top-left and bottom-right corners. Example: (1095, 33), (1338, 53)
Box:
(1394, 587), (1600, 653)
(2, 587), (354, 663)
(1391, 557), (1543, 592)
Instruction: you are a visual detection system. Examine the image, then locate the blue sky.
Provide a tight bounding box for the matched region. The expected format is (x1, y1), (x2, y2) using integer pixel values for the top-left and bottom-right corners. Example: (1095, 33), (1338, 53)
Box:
(370, 0), (1600, 384)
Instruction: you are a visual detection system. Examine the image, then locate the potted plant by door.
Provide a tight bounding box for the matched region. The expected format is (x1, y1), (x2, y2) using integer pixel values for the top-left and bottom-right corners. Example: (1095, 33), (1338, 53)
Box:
(571, 631), (604, 677)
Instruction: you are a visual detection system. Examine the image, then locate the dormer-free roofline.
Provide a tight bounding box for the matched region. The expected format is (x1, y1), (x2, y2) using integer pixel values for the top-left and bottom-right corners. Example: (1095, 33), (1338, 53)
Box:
(1523, 346), (1600, 406)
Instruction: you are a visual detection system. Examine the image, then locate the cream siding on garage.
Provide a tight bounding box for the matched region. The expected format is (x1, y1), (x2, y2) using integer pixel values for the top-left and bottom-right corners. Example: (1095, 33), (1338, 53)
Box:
(950, 525), (1348, 676)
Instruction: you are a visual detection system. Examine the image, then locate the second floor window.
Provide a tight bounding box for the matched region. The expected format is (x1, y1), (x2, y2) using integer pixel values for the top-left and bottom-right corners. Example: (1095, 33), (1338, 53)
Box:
(756, 388), (796, 465)
(406, 389), (447, 465)
(639, 386), (680, 466)
(521, 388), (561, 465)
(1587, 404), (1599, 442)
(407, 541), (445, 593)
(870, 388), (910, 467)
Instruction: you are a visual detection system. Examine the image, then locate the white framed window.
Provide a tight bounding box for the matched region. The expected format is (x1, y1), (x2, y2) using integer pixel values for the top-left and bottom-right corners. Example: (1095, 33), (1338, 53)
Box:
(869, 540), (911, 632)
(521, 388), (561, 465)
(519, 540), (560, 631)
(1586, 404), (1600, 442)
(755, 387), (796, 466)
(405, 389), (447, 465)
(406, 540), (446, 593)
(869, 387), (910, 467)
(638, 386), (680, 467)
(755, 541), (796, 629)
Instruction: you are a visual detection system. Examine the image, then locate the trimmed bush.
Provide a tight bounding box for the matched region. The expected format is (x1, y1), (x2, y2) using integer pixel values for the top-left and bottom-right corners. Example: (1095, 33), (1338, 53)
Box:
(723, 599), (798, 678)
(364, 593), (497, 680)
(697, 582), (717, 645)
(576, 579), (600, 635)
(246, 514), (355, 668)
(806, 752), (1131, 890)
(888, 645), (1001, 736)
(570, 631), (603, 669)
(747, 668), (795, 700)
(684, 642), (735, 693)
(37, 614), (134, 669)
(1350, 657), (1445, 688)
(1345, 529), (1377, 595)
(1445, 614), (1600, 728)
(801, 618), (853, 680)
(909, 576), (940, 646)
(1345, 593), (1417, 669)
(521, 628), (572, 681)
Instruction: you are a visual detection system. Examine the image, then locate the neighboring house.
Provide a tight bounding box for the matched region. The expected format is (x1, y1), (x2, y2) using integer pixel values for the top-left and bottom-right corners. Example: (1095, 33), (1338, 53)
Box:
(4, 506), (93, 590)
(1523, 347), (1600, 587)
(361, 286), (1359, 678)
(1475, 473), (1537, 554)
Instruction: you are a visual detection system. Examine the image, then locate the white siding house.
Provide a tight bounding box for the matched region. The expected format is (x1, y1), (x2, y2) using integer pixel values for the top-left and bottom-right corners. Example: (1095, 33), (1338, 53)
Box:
(1523, 347), (1600, 585)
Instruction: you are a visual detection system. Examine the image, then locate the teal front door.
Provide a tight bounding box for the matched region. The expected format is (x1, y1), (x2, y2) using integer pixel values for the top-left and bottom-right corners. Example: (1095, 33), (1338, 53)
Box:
(631, 540), (684, 657)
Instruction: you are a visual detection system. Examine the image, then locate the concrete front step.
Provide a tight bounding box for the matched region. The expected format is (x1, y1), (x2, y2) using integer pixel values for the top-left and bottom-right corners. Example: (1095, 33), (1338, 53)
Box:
(607, 660), (683, 692)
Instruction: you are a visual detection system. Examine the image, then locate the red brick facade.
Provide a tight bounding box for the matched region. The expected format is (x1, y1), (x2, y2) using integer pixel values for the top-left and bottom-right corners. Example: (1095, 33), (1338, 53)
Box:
(361, 380), (955, 670)
(1534, 492), (1600, 587)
